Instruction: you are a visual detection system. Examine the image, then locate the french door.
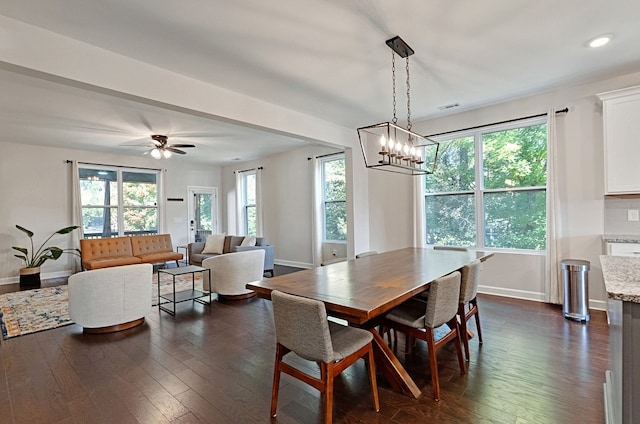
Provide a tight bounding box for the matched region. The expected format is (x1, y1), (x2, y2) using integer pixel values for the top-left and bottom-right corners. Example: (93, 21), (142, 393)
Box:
(187, 186), (218, 243)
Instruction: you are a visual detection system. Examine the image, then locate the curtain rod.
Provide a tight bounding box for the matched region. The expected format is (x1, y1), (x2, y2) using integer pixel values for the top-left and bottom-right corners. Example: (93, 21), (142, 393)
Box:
(424, 107), (569, 138)
(65, 160), (161, 172)
(234, 166), (264, 174)
(307, 151), (345, 161)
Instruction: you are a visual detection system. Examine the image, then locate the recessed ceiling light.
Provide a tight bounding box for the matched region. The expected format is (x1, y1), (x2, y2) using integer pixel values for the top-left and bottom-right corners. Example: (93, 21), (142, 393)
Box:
(587, 34), (613, 48)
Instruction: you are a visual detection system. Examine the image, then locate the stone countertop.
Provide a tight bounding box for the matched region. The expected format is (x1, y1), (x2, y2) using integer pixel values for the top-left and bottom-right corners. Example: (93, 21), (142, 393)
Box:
(600, 255), (640, 303)
(603, 234), (640, 243)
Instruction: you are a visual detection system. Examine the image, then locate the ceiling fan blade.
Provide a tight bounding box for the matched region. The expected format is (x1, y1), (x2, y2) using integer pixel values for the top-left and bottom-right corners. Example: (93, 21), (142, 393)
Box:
(165, 147), (187, 155)
(168, 144), (196, 148)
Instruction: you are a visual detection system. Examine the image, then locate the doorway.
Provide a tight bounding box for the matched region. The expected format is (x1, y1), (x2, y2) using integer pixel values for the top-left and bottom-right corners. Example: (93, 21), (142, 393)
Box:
(187, 186), (219, 243)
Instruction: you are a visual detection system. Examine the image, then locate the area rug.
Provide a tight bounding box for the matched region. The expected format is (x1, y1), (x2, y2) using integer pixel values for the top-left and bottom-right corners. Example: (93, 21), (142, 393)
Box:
(0, 274), (204, 340)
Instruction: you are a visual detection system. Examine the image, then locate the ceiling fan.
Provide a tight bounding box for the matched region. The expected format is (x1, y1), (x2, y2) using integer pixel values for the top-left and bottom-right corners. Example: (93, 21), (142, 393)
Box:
(144, 134), (195, 159)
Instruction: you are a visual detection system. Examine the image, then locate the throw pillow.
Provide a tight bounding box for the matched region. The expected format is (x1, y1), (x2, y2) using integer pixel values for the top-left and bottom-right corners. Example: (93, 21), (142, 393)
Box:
(240, 236), (257, 247)
(202, 233), (226, 254)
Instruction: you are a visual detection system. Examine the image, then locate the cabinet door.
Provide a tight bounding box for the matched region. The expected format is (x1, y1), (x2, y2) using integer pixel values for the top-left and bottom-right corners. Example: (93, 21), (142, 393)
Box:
(607, 242), (640, 256)
(600, 86), (640, 194)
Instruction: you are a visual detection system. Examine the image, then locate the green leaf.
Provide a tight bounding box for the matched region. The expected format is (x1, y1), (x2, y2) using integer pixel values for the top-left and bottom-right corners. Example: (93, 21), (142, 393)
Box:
(12, 246), (28, 256)
(15, 225), (34, 238)
(55, 226), (80, 235)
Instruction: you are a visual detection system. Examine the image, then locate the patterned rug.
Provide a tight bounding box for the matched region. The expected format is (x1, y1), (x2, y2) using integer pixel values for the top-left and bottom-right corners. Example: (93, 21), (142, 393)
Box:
(0, 274), (204, 340)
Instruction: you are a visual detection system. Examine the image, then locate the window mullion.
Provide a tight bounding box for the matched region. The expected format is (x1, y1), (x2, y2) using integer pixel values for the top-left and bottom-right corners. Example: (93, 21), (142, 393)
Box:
(117, 169), (124, 236)
(475, 132), (485, 248)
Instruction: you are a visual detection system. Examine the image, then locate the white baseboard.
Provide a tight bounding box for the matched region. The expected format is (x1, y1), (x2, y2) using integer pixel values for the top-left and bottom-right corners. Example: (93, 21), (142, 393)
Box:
(479, 284), (607, 311)
(0, 270), (74, 286)
(274, 259), (313, 269)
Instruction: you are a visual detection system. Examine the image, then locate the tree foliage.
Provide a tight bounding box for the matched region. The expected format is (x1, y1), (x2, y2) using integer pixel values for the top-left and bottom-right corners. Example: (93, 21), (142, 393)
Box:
(426, 123), (547, 250)
(323, 158), (347, 241)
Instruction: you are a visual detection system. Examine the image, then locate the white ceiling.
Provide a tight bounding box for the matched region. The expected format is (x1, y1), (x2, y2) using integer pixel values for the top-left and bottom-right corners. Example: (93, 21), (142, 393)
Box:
(2, 0), (640, 165)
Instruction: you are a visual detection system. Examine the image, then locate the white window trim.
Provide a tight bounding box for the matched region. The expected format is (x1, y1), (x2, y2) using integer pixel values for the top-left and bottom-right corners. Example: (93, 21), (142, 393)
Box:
(426, 116), (547, 251)
(78, 164), (162, 237)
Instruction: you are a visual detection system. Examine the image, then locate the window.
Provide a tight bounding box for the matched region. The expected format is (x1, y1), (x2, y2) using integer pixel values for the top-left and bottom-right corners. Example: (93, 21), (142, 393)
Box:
(79, 166), (160, 238)
(425, 119), (547, 250)
(242, 171), (257, 236)
(322, 155), (347, 242)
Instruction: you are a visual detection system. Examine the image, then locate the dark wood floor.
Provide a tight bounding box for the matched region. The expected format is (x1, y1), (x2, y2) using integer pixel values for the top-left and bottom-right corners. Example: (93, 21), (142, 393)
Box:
(0, 274), (608, 424)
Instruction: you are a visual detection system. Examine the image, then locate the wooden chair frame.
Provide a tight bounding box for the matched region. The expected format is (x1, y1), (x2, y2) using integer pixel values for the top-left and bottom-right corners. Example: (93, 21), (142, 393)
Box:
(386, 317), (466, 401)
(459, 296), (483, 361)
(270, 341), (379, 423)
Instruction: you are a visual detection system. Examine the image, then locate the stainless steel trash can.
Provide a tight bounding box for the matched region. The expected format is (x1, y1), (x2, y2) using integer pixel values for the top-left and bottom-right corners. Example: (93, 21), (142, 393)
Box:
(561, 259), (590, 321)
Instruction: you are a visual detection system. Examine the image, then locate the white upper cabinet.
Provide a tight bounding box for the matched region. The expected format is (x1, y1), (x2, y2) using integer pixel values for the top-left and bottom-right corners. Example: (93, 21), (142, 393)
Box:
(599, 86), (640, 194)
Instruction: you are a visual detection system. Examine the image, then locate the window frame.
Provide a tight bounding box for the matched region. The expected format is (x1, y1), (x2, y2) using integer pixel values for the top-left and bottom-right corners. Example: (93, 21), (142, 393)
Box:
(241, 170), (257, 237)
(425, 117), (547, 252)
(321, 154), (347, 243)
(78, 164), (161, 238)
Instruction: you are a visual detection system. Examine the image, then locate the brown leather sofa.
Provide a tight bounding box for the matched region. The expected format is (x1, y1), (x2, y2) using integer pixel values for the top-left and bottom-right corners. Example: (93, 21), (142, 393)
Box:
(80, 234), (182, 270)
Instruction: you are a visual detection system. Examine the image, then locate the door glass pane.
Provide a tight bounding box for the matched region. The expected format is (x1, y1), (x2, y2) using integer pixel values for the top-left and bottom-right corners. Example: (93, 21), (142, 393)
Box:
(484, 190), (546, 250)
(194, 193), (213, 242)
(426, 194), (476, 246)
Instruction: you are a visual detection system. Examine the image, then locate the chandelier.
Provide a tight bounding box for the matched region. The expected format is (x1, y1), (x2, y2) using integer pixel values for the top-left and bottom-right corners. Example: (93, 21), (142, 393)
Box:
(358, 36), (439, 175)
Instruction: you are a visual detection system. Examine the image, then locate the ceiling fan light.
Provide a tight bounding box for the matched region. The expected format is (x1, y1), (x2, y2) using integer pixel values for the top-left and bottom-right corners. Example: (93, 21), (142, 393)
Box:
(162, 149), (172, 159)
(150, 148), (162, 159)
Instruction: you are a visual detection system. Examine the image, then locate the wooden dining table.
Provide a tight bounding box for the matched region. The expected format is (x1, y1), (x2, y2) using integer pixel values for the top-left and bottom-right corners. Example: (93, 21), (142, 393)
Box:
(247, 247), (494, 399)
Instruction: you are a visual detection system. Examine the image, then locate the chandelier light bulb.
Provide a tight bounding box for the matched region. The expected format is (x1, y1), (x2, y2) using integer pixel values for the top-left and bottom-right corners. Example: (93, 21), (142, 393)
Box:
(403, 144), (409, 154)
(150, 148), (162, 159)
(388, 139), (395, 151)
(380, 136), (386, 147)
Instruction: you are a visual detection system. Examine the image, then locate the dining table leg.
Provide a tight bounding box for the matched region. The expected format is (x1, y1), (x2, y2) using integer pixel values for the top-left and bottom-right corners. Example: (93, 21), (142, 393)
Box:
(369, 329), (422, 399)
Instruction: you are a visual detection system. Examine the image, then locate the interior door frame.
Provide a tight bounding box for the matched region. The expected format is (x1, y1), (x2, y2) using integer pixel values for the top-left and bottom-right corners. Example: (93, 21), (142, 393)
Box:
(187, 186), (219, 243)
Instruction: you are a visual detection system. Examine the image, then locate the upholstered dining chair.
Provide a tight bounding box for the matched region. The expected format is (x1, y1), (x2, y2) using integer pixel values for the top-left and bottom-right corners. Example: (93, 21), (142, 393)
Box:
(270, 290), (380, 423)
(459, 259), (483, 361)
(384, 271), (466, 401)
(355, 250), (378, 258)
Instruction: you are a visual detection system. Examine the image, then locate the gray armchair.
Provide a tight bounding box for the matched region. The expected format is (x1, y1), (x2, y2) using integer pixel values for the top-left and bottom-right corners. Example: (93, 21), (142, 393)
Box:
(234, 244), (274, 277)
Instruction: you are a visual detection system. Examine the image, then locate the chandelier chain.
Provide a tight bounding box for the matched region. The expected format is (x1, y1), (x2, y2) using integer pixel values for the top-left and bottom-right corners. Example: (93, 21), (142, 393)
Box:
(406, 57), (411, 131)
(391, 51), (397, 125)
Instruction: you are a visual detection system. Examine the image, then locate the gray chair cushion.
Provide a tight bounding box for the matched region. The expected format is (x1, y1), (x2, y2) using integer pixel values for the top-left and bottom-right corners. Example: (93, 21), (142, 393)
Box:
(327, 321), (372, 361)
(271, 290), (372, 363)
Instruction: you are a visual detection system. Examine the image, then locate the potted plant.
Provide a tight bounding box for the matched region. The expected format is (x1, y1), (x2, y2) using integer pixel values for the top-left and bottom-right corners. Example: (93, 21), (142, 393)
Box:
(12, 224), (80, 289)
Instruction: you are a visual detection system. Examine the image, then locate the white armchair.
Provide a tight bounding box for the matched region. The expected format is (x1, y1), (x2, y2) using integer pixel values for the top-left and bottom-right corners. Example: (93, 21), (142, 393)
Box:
(68, 263), (152, 333)
(202, 249), (265, 300)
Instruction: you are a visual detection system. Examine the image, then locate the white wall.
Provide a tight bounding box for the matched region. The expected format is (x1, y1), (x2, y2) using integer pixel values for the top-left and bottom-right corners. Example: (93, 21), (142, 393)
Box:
(221, 145), (342, 268)
(402, 71), (640, 309)
(0, 140), (220, 283)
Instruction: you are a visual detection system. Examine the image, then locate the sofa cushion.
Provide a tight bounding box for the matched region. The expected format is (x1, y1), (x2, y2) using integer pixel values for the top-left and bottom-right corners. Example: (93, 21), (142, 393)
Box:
(202, 233), (226, 254)
(84, 256), (143, 270)
(240, 236), (256, 247)
(227, 236), (245, 253)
